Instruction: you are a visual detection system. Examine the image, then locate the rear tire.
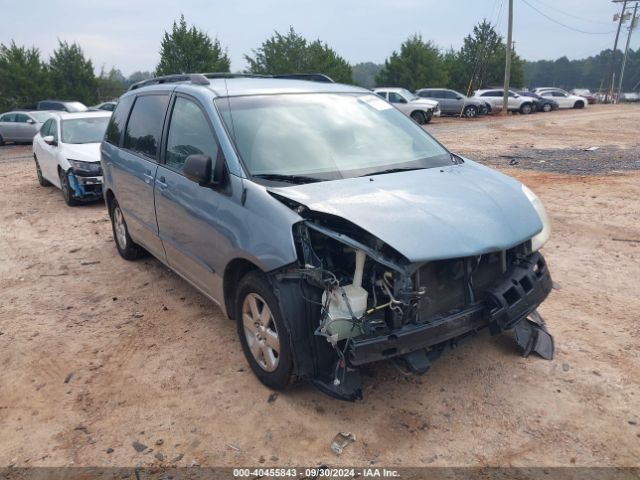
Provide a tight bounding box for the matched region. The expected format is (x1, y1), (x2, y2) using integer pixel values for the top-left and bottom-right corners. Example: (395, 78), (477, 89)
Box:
(58, 168), (80, 206)
(463, 105), (478, 118)
(410, 111), (427, 125)
(34, 156), (52, 187)
(574, 101), (584, 109)
(109, 198), (147, 260)
(236, 271), (295, 390)
(0, 134), (5, 146)
(542, 103), (552, 112)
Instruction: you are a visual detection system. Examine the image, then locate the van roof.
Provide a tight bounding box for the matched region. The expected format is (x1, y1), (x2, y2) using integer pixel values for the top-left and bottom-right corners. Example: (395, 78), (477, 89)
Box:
(127, 73), (369, 98)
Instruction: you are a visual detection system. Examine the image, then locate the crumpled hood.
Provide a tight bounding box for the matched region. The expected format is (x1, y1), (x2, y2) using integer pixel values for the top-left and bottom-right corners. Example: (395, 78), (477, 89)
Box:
(269, 160), (543, 263)
(61, 143), (101, 163)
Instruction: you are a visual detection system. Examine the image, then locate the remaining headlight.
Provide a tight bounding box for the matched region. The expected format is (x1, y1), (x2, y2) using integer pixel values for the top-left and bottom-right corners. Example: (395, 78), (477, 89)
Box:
(522, 184), (551, 251)
(68, 159), (102, 175)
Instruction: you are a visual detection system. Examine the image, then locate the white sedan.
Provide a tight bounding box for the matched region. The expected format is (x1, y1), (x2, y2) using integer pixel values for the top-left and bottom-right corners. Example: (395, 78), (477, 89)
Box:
(32, 111), (111, 206)
(535, 88), (588, 109)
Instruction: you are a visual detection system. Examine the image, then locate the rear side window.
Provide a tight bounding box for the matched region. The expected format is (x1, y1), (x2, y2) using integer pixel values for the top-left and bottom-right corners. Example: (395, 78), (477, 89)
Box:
(105, 95), (135, 146)
(123, 94), (169, 159)
(418, 91), (431, 98)
(1, 113), (16, 122)
(165, 97), (219, 173)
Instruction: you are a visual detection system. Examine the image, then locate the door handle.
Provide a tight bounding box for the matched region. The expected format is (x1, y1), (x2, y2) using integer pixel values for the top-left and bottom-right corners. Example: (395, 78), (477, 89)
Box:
(156, 176), (168, 189)
(143, 171), (154, 184)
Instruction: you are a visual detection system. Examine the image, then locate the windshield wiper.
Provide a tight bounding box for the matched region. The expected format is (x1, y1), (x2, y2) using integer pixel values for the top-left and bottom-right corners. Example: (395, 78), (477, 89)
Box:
(361, 167), (426, 177)
(451, 153), (464, 164)
(253, 173), (323, 184)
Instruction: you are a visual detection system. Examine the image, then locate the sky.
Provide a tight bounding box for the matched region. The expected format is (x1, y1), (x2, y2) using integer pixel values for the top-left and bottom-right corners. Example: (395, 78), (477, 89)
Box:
(1, 0), (638, 76)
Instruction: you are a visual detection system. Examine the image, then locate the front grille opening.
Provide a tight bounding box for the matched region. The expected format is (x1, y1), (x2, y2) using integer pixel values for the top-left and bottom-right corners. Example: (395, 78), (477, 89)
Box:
(503, 286), (521, 306)
(415, 242), (531, 323)
(520, 276), (533, 293)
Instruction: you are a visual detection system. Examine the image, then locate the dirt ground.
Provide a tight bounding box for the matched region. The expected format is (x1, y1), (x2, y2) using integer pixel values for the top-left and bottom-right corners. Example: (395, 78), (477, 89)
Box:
(1, 104), (639, 468)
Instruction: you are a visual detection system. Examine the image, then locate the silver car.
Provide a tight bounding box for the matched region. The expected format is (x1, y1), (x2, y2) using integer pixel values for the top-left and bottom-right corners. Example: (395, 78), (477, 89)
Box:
(472, 89), (535, 114)
(102, 74), (555, 401)
(373, 88), (440, 124)
(415, 88), (491, 117)
(0, 111), (53, 145)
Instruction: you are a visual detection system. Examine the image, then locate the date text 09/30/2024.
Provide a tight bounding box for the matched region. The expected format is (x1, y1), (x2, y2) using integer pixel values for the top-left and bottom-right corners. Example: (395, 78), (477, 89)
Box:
(233, 467), (400, 477)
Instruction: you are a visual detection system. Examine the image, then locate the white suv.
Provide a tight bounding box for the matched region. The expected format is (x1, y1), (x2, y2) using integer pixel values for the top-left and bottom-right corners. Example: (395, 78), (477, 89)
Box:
(472, 89), (535, 114)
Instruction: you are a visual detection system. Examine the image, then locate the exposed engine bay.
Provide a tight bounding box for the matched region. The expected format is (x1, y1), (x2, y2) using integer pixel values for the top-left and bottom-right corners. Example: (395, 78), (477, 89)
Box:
(270, 202), (554, 401)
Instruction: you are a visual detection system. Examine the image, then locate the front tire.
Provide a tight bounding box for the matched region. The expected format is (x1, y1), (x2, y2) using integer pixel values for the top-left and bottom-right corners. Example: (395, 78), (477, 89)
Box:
(410, 111), (427, 125)
(520, 103), (533, 114)
(236, 271), (295, 390)
(34, 156), (52, 186)
(58, 168), (80, 206)
(0, 134), (5, 146)
(463, 105), (478, 118)
(542, 103), (552, 112)
(109, 198), (147, 260)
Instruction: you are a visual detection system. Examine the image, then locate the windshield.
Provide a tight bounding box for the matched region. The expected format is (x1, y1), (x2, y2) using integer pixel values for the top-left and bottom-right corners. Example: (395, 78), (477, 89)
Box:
(397, 89), (418, 101)
(65, 102), (88, 112)
(61, 117), (110, 144)
(30, 112), (52, 123)
(216, 93), (451, 182)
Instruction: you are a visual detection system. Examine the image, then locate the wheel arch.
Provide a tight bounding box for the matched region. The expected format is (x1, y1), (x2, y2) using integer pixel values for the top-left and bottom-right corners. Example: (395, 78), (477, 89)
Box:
(224, 257), (263, 320)
(105, 189), (116, 216)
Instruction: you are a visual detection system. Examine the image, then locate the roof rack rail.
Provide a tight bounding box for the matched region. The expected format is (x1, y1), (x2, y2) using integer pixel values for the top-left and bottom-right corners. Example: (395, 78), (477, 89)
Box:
(128, 71), (335, 91)
(272, 73), (335, 83)
(128, 73), (211, 91)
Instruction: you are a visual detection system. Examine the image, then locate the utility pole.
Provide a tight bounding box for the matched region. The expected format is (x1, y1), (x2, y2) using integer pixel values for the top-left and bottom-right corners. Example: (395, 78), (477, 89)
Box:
(606, 0), (628, 103)
(502, 0), (513, 115)
(617, 2), (639, 99)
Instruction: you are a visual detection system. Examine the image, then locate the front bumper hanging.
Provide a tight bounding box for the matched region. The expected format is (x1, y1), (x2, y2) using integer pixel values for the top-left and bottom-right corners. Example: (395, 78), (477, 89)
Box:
(348, 252), (553, 367)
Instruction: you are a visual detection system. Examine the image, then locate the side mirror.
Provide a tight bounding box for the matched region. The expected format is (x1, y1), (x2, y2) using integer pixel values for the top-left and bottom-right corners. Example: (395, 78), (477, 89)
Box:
(456, 95), (463, 100)
(184, 153), (225, 187)
(43, 135), (57, 146)
(27, 119), (36, 124)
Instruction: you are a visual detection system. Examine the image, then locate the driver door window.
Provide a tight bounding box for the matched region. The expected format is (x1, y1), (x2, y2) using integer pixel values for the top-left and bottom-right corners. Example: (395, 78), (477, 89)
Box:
(388, 92), (406, 104)
(165, 97), (219, 175)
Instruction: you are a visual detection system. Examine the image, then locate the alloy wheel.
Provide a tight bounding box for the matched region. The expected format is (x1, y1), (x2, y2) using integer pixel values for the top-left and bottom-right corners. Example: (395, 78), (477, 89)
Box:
(113, 206), (128, 250)
(242, 293), (280, 372)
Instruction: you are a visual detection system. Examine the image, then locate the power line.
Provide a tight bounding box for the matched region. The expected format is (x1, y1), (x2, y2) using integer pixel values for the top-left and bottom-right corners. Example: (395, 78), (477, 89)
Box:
(527, 0), (613, 26)
(521, 0), (616, 35)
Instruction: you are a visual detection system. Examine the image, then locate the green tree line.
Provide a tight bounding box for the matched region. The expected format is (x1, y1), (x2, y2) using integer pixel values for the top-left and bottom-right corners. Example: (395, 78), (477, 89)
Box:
(2, 14), (638, 112)
(523, 49), (640, 91)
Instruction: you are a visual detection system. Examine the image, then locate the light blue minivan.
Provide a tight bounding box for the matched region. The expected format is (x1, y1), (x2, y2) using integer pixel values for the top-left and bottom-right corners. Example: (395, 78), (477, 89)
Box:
(101, 73), (554, 400)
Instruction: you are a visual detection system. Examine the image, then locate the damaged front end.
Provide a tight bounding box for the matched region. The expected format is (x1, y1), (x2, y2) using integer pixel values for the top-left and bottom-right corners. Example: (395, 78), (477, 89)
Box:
(65, 160), (103, 201)
(272, 205), (554, 401)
